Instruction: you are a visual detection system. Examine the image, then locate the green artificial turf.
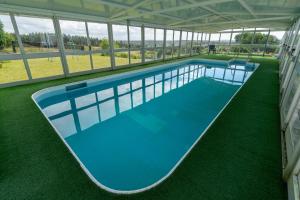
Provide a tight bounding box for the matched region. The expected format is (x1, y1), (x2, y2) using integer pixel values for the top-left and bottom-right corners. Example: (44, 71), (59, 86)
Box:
(0, 55), (287, 200)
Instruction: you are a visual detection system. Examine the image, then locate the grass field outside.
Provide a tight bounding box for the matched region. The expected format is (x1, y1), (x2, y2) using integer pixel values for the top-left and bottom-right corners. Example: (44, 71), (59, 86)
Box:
(0, 54), (141, 84)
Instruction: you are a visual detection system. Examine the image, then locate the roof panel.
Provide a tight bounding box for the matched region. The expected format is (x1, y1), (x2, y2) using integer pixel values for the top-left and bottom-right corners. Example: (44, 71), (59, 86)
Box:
(0, 0), (298, 31)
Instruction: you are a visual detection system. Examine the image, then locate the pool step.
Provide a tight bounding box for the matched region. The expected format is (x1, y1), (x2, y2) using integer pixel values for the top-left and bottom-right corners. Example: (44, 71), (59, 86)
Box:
(65, 82), (87, 91)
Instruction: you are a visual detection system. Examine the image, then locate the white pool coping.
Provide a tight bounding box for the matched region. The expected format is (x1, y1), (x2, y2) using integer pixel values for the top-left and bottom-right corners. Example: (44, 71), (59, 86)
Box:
(32, 58), (259, 194)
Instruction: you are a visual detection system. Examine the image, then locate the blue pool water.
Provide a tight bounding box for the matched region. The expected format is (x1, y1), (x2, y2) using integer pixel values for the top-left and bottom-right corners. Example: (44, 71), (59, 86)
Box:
(33, 59), (256, 193)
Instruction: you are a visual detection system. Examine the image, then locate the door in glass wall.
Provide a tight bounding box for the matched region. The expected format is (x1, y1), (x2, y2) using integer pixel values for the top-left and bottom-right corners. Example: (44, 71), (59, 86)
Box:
(192, 32), (199, 55)
(60, 20), (91, 73)
(0, 13), (28, 83)
(186, 32), (193, 55)
(16, 16), (58, 53)
(16, 15), (64, 78)
(165, 30), (174, 59)
(219, 32), (231, 54)
(155, 29), (164, 60)
(113, 24), (129, 66)
(281, 56), (300, 125)
(266, 31), (285, 56)
(201, 33), (209, 54)
(87, 22), (111, 69)
(230, 31), (243, 55)
(254, 31), (269, 56)
(129, 26), (142, 64)
(145, 27), (155, 61)
(173, 31), (180, 57)
(180, 31), (187, 56)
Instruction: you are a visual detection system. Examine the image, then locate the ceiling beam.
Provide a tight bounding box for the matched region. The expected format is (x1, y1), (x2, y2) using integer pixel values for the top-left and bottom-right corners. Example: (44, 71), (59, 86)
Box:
(171, 16), (293, 28)
(98, 0), (183, 21)
(110, 0), (155, 19)
(168, 14), (212, 26)
(110, 0), (234, 21)
(237, 0), (256, 18)
(184, 0), (242, 27)
(218, 12), (300, 16)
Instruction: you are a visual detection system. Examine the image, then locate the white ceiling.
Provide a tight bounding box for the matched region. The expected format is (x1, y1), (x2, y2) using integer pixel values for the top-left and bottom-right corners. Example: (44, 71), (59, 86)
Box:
(0, 0), (299, 32)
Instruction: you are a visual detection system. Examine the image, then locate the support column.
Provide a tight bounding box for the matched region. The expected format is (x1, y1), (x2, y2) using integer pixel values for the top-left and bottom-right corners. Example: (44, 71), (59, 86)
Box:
(107, 22), (115, 69)
(10, 13), (32, 80)
(141, 24), (145, 63)
(190, 32), (194, 56)
(178, 30), (182, 57)
(172, 30), (175, 58)
(199, 32), (203, 55)
(85, 21), (94, 70)
(53, 16), (69, 76)
(163, 28), (167, 61)
(127, 20), (131, 64)
(263, 29), (270, 57)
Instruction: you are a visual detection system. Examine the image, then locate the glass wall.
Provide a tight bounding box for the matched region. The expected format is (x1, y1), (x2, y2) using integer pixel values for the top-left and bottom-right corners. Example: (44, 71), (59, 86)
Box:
(278, 19), (300, 200)
(16, 15), (64, 78)
(0, 10), (287, 87)
(0, 13), (28, 83)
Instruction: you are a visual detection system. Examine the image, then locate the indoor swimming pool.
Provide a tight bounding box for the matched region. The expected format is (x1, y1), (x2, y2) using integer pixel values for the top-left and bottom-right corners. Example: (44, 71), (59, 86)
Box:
(32, 59), (257, 194)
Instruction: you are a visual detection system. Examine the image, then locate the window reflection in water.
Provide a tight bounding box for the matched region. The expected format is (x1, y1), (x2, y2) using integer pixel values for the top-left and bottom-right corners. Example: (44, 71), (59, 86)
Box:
(42, 63), (254, 138)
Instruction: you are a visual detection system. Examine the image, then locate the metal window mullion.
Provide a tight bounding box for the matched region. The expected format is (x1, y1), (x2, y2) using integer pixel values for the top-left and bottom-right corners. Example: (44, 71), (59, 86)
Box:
(127, 20), (131, 64)
(9, 13), (32, 80)
(251, 28), (256, 44)
(286, 24), (294, 45)
(190, 32), (193, 56)
(171, 30), (175, 58)
(286, 23), (296, 45)
(141, 24), (145, 63)
(163, 28), (166, 61)
(263, 29), (270, 57)
(200, 32), (203, 47)
(85, 21), (94, 70)
(53, 16), (69, 76)
(153, 28), (157, 60)
(185, 32), (188, 53)
(287, 22), (297, 47)
(178, 30), (182, 57)
(281, 39), (300, 97)
(249, 28), (256, 56)
(154, 28), (156, 49)
(279, 30), (289, 59)
(108, 22), (115, 69)
(289, 20), (300, 52)
(283, 126), (300, 180)
(208, 33), (211, 45)
(229, 29), (233, 46)
(238, 28), (245, 57)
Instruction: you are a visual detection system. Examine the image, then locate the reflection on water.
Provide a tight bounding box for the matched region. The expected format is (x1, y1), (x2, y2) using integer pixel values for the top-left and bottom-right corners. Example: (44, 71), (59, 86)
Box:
(42, 63), (254, 138)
